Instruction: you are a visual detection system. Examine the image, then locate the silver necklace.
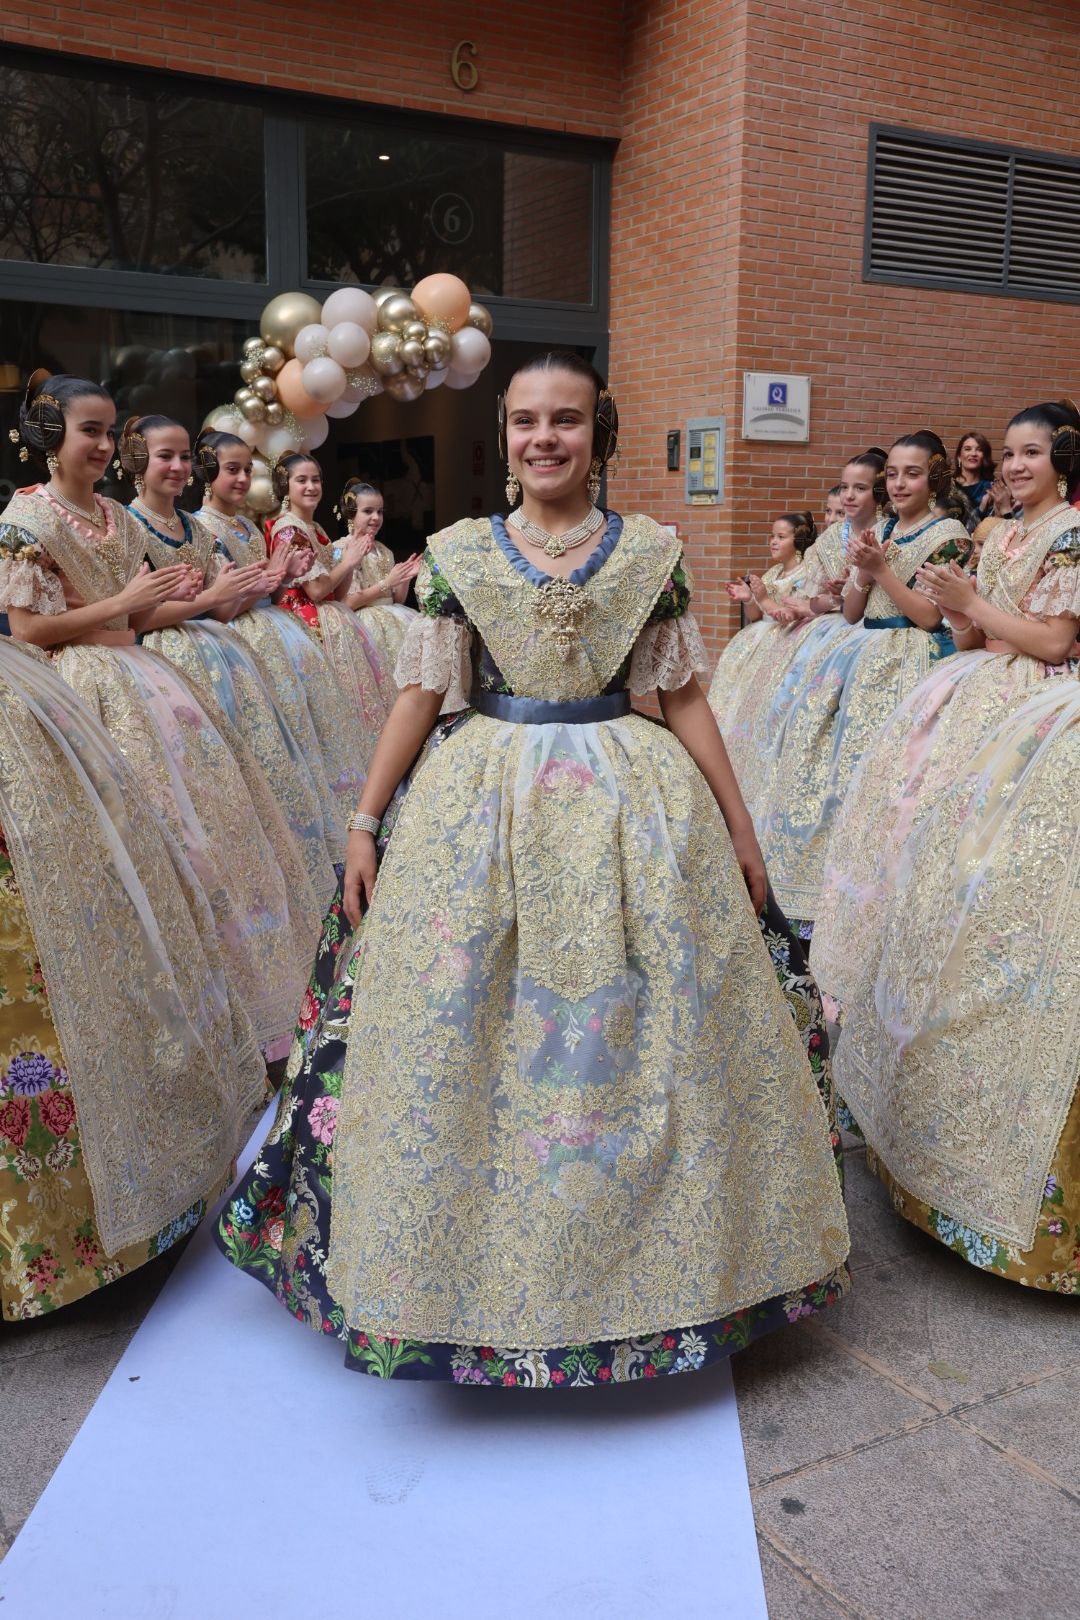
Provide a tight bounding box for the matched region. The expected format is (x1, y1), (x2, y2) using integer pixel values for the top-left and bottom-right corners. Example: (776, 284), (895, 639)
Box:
(133, 497), (182, 533)
(48, 483), (103, 528)
(508, 504), (604, 559)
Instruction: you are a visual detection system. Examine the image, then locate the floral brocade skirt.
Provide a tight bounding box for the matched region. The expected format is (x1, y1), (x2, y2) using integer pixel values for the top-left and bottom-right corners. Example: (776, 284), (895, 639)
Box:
(216, 717), (850, 1383)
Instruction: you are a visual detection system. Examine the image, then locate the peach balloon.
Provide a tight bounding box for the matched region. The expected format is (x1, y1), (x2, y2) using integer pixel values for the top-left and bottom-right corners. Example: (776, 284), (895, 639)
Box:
(411, 273), (472, 334)
(275, 357), (326, 420)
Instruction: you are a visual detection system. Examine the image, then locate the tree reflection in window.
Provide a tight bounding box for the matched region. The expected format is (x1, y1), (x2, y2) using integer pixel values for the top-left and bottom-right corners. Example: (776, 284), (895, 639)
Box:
(0, 65), (266, 279)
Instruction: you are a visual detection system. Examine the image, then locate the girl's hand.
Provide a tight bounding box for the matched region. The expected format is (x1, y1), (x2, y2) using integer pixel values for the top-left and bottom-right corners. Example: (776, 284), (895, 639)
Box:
(285, 547), (315, 579)
(847, 529), (885, 576)
(728, 820), (767, 914)
(917, 559), (978, 615)
(989, 477), (1012, 517)
(725, 579), (752, 602)
(350, 530), (376, 558)
(117, 562), (192, 614)
(385, 556), (420, 592)
(342, 532), (371, 566)
(343, 829), (377, 928)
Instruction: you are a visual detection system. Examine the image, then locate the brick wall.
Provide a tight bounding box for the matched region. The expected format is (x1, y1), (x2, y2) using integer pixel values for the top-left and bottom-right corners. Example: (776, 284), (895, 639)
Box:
(0, 2), (623, 137)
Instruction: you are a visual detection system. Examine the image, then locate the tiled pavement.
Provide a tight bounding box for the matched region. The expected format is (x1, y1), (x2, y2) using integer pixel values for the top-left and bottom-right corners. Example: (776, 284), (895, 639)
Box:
(2, 1143), (1076, 1618)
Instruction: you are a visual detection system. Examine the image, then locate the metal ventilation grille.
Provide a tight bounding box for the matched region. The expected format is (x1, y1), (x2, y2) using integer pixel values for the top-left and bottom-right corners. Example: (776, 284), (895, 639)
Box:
(866, 126), (1080, 303)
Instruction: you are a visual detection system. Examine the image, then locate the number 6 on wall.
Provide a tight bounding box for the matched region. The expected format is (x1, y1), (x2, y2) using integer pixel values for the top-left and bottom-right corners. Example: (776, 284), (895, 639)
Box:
(451, 40), (479, 92)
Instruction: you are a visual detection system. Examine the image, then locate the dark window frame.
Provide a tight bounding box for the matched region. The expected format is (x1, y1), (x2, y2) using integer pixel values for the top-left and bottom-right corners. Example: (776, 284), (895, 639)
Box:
(864, 121), (1080, 306)
(0, 46), (613, 346)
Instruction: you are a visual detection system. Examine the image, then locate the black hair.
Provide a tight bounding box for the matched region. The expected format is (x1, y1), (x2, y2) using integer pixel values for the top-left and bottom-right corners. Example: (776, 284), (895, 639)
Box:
(953, 430), (996, 482)
(827, 483), (843, 498)
(932, 484), (972, 525)
(193, 429), (249, 487)
(1006, 400), (1080, 501)
(888, 430), (952, 498)
(777, 510), (817, 555)
(18, 373), (113, 466)
(340, 479), (382, 521)
(272, 451), (321, 504)
(510, 348), (606, 398)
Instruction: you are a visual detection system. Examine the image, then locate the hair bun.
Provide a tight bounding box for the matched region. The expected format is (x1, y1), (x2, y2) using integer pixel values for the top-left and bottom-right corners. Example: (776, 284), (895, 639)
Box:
(1058, 397), (1080, 425)
(117, 416), (149, 479)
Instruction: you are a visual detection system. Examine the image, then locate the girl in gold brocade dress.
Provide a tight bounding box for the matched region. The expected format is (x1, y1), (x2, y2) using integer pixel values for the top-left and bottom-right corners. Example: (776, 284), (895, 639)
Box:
(121, 415), (332, 916)
(0, 638), (266, 1317)
(707, 508), (816, 780)
(756, 434), (969, 927)
(196, 431), (366, 863)
(0, 374), (314, 1050)
(268, 454), (393, 765)
(216, 350), (850, 1384)
(811, 401), (1080, 1291)
(338, 479), (421, 673)
(721, 453), (885, 833)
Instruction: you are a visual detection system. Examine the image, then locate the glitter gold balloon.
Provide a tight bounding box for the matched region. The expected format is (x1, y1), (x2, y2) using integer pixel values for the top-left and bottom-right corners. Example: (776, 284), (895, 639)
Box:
(370, 331), (405, 376)
(259, 291), (324, 358)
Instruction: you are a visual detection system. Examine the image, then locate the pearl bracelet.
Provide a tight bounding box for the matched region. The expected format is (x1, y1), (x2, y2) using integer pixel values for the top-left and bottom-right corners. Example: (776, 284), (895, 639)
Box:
(347, 811), (381, 836)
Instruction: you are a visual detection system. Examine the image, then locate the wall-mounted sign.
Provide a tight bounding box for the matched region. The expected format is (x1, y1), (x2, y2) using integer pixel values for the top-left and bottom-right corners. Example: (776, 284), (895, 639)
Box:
(451, 41), (480, 91)
(685, 417), (725, 506)
(742, 373), (810, 441)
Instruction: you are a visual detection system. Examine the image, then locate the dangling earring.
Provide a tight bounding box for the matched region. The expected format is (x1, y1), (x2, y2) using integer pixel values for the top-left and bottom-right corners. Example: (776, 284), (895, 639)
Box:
(281, 492), (291, 513)
(505, 468), (520, 505)
(134, 475), (145, 498)
(186, 474), (194, 488)
(46, 451), (59, 477)
(1058, 475), (1069, 500)
(587, 456), (602, 504)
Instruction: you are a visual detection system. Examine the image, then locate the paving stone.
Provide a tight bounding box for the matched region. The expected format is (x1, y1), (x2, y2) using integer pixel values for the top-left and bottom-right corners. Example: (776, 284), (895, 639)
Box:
(822, 1246), (1076, 1406)
(841, 1143), (935, 1273)
(734, 1319), (933, 1487)
(959, 1365), (1080, 1496)
(756, 1536), (859, 1620)
(754, 1419), (1080, 1620)
(0, 1248), (179, 1366)
(0, 1332), (132, 1526)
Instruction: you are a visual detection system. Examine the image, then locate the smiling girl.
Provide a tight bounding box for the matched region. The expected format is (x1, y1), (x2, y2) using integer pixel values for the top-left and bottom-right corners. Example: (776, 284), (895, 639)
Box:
(755, 433), (969, 928)
(810, 400), (1080, 1290)
(337, 479), (420, 672)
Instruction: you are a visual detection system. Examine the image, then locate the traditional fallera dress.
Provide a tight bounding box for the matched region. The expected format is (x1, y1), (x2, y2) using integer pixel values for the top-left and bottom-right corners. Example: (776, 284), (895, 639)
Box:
(198, 505), (364, 861)
(216, 512), (850, 1383)
(0, 487), (315, 1048)
(721, 521), (853, 831)
(707, 556), (807, 780)
(811, 508), (1080, 1290)
(131, 504), (332, 915)
(0, 638), (266, 1318)
(756, 514), (969, 926)
(342, 536), (418, 673)
(268, 513), (392, 768)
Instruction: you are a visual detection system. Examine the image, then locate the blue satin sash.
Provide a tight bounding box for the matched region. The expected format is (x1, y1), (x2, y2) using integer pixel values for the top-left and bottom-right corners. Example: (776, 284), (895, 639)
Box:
(471, 688), (631, 725)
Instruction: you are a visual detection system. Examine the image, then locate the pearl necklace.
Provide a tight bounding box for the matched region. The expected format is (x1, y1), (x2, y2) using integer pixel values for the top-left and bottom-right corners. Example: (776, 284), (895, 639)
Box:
(133, 497), (182, 534)
(508, 504), (604, 559)
(47, 483), (104, 530)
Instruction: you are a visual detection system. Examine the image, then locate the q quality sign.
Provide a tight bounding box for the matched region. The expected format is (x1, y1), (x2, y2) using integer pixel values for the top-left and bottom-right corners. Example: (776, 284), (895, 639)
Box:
(742, 373), (810, 442)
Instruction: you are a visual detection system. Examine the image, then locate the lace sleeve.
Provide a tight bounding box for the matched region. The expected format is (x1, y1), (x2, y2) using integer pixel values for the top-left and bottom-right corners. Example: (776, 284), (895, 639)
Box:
(1029, 538), (1080, 620)
(628, 610), (709, 694)
(394, 615), (472, 712)
(0, 525), (66, 615)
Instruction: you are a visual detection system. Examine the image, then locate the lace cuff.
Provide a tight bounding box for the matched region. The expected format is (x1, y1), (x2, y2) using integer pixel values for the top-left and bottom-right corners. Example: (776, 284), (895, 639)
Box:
(0, 555), (66, 615)
(1029, 561), (1080, 620)
(628, 611), (709, 694)
(394, 613), (472, 712)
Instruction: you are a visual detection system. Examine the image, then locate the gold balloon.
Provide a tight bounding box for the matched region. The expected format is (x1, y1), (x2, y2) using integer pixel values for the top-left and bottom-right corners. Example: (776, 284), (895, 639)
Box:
(252, 374), (277, 403)
(259, 291), (324, 359)
(265, 400), (284, 426)
(262, 345), (285, 374)
(240, 394), (268, 422)
(400, 338), (425, 369)
(467, 302), (494, 338)
(239, 358), (261, 383)
(234, 386), (254, 406)
(377, 294), (419, 334)
(402, 320), (428, 344)
(369, 332), (405, 376)
(424, 329), (452, 367)
(246, 475), (275, 515)
(373, 286), (405, 307)
(243, 335), (265, 358)
(384, 371), (425, 402)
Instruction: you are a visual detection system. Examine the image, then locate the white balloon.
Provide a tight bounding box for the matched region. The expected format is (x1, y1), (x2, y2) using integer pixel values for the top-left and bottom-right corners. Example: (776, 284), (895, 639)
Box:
(301, 356), (347, 403)
(294, 323), (330, 364)
(424, 368), (447, 390)
(341, 364), (384, 401)
(321, 286), (379, 335)
(327, 321), (371, 368)
(301, 414), (329, 450)
(236, 418), (262, 444)
(443, 365), (483, 390)
(257, 423), (301, 463)
(325, 396), (361, 419)
(449, 326), (491, 372)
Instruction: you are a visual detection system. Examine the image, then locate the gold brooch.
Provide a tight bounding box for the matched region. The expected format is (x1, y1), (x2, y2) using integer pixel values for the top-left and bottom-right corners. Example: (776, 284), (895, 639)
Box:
(535, 577), (586, 658)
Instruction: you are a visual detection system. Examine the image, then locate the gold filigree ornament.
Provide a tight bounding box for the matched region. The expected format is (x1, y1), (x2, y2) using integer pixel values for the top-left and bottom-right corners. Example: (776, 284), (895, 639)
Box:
(535, 575), (586, 658)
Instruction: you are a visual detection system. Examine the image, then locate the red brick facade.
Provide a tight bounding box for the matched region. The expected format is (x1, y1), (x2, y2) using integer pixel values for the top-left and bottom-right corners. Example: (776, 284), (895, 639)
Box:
(6, 0), (1080, 657)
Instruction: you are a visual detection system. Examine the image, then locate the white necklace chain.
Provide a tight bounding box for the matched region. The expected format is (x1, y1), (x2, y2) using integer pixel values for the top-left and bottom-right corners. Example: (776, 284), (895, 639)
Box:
(508, 504), (604, 559)
(133, 497), (182, 532)
(48, 483), (103, 527)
